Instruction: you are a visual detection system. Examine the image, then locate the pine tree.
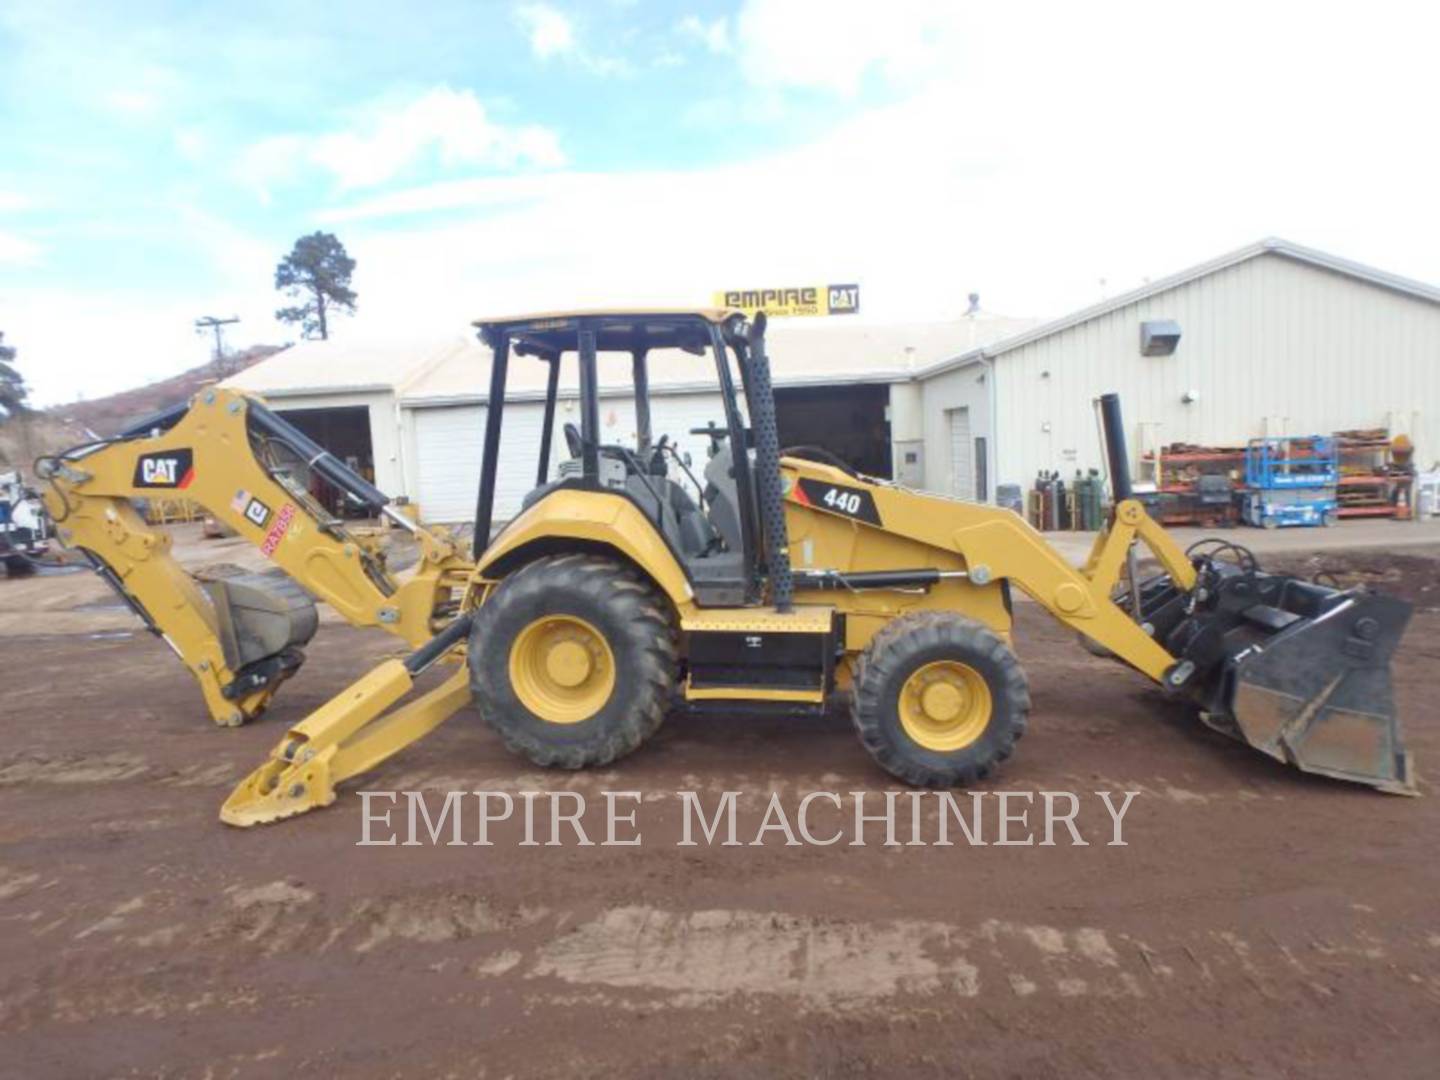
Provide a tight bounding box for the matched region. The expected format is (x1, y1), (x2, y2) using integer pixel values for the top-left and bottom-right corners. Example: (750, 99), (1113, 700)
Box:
(274, 232), (358, 340)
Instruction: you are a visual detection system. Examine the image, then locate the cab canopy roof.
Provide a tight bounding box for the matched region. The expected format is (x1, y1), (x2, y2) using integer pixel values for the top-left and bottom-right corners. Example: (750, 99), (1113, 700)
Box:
(472, 309), (742, 358)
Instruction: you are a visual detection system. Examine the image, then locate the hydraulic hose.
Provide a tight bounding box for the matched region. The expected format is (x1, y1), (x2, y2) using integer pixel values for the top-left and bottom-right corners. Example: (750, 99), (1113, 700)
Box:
(246, 399), (391, 511)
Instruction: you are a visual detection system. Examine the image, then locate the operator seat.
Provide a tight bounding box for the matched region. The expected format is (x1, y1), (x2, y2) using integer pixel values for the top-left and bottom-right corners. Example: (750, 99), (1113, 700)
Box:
(623, 471), (722, 560)
(523, 425), (721, 561)
(702, 445), (745, 555)
(663, 480), (718, 557)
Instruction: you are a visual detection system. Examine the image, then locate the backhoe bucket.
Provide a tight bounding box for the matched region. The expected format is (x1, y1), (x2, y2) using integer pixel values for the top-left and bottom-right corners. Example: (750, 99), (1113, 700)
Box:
(1147, 569), (1415, 793)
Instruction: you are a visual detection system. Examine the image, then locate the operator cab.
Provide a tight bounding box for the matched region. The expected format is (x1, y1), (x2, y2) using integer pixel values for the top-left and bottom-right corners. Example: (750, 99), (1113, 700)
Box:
(472, 310), (766, 605)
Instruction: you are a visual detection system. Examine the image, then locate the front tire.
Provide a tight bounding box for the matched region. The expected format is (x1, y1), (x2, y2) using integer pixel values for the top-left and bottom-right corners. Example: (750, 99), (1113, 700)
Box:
(469, 554), (677, 769)
(851, 612), (1030, 787)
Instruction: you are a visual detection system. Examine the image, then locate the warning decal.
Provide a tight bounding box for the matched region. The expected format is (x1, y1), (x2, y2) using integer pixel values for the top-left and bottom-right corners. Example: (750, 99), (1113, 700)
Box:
(260, 503), (297, 557)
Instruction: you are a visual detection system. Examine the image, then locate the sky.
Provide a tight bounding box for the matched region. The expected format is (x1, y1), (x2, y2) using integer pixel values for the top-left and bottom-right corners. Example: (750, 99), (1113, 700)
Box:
(1, 0), (1438, 406)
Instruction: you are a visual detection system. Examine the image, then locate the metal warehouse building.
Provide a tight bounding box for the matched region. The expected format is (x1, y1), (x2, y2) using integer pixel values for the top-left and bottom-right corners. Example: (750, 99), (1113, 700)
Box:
(228, 314), (1036, 522)
(915, 238), (1437, 502)
(227, 237), (1436, 522)
(221, 337), (478, 499)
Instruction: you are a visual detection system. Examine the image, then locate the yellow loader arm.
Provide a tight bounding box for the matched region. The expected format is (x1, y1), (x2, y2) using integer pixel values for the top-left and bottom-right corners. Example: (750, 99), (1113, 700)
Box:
(782, 457), (1196, 683)
(36, 388), (471, 725)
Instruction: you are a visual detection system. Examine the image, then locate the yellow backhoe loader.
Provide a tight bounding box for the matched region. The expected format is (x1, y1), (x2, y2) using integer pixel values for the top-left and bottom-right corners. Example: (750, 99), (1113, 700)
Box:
(36, 310), (1415, 829)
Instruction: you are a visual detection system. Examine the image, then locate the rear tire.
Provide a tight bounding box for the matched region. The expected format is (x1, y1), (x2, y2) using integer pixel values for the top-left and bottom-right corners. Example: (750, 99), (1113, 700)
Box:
(469, 554), (677, 769)
(851, 612), (1029, 787)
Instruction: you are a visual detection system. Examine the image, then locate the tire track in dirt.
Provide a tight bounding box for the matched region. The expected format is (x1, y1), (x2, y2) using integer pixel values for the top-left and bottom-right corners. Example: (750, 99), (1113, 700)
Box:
(7, 866), (1437, 1030)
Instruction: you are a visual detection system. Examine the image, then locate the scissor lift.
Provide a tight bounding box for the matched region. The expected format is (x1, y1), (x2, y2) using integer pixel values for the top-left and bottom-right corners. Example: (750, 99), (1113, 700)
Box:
(1241, 435), (1339, 528)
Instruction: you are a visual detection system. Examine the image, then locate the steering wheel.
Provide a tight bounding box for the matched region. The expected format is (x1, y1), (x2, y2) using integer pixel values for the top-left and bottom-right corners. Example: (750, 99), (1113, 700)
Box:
(690, 423), (731, 458)
(563, 422), (583, 458)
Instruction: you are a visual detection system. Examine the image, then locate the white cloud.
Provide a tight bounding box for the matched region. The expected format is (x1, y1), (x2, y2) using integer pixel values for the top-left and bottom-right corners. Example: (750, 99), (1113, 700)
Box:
(318, 173), (586, 224)
(176, 206), (278, 291)
(304, 0), (1440, 342)
(515, 3), (576, 59)
(172, 128), (208, 162)
(103, 88), (161, 115)
(677, 14), (731, 55)
(235, 135), (308, 203)
(0, 229), (41, 265)
(0, 204), (288, 404)
(98, 64), (182, 117)
(238, 88), (565, 196)
(734, 0), (959, 96)
(0, 191), (35, 213)
(0, 288), (270, 405)
(17, 0), (1440, 410)
(513, 3), (630, 76)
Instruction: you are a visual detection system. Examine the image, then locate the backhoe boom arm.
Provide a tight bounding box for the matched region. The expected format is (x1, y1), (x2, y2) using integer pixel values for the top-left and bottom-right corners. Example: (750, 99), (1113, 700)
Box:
(37, 388), (469, 725)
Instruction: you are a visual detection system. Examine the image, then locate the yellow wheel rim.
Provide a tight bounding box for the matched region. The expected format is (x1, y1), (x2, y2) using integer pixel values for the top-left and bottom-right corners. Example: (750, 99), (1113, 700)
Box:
(898, 660), (992, 752)
(508, 615), (616, 724)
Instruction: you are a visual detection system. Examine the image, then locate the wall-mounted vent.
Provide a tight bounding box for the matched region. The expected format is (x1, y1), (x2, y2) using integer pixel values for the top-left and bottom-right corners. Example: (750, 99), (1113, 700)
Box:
(1140, 319), (1181, 356)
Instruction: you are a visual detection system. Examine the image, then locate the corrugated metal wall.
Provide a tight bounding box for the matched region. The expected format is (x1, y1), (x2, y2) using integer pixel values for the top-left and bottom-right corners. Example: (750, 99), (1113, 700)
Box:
(918, 359), (993, 498)
(986, 253), (1438, 492)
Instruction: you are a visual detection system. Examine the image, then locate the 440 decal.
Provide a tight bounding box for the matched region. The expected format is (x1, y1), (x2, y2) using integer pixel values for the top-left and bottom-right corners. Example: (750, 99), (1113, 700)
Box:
(788, 476), (882, 526)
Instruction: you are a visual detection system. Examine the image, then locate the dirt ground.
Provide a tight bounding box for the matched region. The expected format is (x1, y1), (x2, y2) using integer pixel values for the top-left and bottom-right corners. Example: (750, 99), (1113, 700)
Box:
(1, 538), (1438, 1078)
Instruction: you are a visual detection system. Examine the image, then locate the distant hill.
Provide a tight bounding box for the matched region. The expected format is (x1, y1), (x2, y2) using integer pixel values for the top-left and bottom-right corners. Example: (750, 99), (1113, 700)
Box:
(49, 344), (288, 436)
(0, 344), (289, 470)
(0, 411), (86, 470)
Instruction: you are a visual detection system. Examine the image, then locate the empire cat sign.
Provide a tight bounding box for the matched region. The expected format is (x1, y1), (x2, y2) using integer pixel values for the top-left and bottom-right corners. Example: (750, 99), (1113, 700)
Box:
(714, 284), (860, 317)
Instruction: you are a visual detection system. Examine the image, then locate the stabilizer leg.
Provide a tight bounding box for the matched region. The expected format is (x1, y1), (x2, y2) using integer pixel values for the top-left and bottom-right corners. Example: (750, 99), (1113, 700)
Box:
(221, 615), (475, 826)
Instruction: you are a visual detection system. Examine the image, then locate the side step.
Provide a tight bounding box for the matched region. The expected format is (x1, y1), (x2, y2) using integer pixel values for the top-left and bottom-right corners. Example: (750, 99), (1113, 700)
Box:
(681, 605), (839, 704)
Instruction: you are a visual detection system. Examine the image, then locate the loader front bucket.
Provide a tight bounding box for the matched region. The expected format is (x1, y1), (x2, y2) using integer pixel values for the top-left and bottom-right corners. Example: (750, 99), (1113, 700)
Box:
(1146, 566), (1416, 793)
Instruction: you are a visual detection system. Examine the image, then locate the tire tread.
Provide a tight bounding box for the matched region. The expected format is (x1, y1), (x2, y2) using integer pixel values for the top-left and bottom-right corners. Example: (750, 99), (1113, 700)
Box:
(470, 555), (677, 769)
(851, 611), (1030, 787)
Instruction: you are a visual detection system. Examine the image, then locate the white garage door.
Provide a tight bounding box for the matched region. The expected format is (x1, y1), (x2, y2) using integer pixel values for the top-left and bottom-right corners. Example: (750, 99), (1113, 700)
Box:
(414, 405), (484, 524)
(948, 406), (973, 501)
(412, 391), (731, 525)
(414, 404), (559, 524)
